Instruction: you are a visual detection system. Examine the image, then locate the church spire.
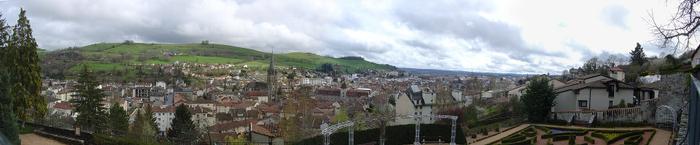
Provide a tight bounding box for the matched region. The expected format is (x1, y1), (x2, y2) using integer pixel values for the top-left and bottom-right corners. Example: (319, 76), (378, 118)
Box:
(267, 48), (276, 101)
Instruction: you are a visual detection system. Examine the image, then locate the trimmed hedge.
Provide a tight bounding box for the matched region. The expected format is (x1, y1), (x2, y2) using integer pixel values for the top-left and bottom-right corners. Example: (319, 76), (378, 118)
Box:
(502, 134), (526, 143)
(624, 135), (642, 145)
(502, 138), (532, 145)
(607, 131), (644, 144)
(294, 124), (465, 145)
(645, 130), (656, 145)
(542, 131), (587, 139)
(584, 136), (595, 144)
(553, 135), (570, 142)
(590, 132), (608, 141)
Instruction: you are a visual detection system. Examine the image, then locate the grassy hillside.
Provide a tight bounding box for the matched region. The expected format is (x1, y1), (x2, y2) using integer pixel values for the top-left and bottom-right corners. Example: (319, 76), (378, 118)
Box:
(42, 42), (395, 75)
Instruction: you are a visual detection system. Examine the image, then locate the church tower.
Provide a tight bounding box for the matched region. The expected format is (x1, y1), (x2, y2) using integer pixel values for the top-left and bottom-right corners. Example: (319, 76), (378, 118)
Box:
(267, 49), (277, 101)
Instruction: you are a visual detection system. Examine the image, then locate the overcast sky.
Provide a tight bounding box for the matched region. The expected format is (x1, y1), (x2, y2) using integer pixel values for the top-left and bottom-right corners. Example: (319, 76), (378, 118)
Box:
(0, 0), (687, 73)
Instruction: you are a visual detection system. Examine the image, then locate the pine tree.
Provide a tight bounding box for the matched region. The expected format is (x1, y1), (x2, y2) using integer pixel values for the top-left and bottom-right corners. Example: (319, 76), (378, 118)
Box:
(629, 43), (647, 65)
(108, 103), (128, 135)
(7, 8), (46, 122)
(71, 65), (107, 132)
(520, 77), (556, 123)
(168, 105), (198, 145)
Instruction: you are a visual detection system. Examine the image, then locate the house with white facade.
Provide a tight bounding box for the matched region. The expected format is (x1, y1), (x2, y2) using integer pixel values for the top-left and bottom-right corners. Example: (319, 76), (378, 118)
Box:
(152, 105), (176, 133)
(393, 84), (436, 125)
(551, 73), (658, 122)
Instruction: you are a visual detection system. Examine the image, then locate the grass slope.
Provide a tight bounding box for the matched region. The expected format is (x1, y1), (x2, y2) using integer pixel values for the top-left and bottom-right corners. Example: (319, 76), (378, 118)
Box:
(47, 42), (395, 73)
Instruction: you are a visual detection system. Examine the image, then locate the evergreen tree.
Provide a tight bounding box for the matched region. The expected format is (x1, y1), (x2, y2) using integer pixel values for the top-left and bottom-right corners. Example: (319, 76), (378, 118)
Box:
(143, 104), (159, 134)
(71, 65), (107, 132)
(0, 11), (19, 145)
(0, 69), (19, 145)
(129, 108), (158, 143)
(108, 103), (128, 135)
(7, 8), (45, 122)
(629, 43), (647, 65)
(520, 77), (556, 123)
(168, 105), (198, 145)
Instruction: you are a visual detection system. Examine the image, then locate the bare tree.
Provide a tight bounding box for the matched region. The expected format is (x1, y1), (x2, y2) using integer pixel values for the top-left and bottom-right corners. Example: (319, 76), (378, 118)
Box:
(650, 0), (700, 52)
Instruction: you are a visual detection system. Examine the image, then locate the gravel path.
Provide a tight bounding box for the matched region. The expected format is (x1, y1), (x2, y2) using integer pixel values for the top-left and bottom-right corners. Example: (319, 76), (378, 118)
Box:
(20, 133), (66, 145)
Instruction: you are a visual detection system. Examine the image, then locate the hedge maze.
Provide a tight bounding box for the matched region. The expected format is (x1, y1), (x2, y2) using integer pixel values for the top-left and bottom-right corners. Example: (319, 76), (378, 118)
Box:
(488, 125), (656, 145)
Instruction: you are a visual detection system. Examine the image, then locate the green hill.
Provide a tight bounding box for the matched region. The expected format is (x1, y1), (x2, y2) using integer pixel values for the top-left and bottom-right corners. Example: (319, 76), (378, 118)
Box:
(41, 42), (395, 78)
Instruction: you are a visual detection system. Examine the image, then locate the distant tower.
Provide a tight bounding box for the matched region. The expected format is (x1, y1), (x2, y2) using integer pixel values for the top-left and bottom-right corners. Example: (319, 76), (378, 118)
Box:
(267, 48), (277, 101)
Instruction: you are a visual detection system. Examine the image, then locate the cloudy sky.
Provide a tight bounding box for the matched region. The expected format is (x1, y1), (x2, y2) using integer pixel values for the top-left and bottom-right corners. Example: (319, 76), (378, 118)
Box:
(0, 0), (687, 73)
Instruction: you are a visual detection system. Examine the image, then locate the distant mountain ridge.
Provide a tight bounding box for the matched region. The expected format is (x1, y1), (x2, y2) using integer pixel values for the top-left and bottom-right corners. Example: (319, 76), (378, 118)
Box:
(40, 42), (396, 77)
(399, 67), (532, 77)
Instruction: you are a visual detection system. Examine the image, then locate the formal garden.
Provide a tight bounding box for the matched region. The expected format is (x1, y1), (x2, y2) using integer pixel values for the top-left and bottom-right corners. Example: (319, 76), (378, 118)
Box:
(487, 125), (656, 145)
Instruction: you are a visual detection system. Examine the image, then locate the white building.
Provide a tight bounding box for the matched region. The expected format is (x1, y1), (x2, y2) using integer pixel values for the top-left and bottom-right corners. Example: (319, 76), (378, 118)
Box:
(393, 84), (436, 125)
(152, 105), (176, 133)
(552, 74), (658, 121)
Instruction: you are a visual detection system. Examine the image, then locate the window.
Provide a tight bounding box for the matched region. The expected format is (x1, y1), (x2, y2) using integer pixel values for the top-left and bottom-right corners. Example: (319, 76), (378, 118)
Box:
(578, 100), (588, 108)
(609, 101), (613, 107)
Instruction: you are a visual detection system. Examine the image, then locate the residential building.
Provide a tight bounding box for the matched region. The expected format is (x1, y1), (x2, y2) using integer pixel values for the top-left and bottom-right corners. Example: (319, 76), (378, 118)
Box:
(393, 84), (436, 125)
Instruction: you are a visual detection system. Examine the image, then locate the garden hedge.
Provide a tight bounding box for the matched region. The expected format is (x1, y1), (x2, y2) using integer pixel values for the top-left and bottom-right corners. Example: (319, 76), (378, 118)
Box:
(502, 134), (526, 143)
(624, 135), (642, 145)
(584, 136), (595, 144)
(502, 138), (532, 145)
(645, 130), (657, 145)
(607, 131), (644, 144)
(293, 124), (465, 145)
(552, 135), (570, 142)
(590, 132), (608, 141)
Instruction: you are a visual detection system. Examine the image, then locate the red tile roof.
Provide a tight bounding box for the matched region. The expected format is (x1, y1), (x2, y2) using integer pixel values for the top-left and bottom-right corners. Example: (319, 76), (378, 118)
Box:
(53, 102), (73, 110)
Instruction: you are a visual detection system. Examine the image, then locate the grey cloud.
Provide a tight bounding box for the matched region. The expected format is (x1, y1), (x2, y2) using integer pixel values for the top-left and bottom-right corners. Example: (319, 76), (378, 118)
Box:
(0, 0), (591, 74)
(392, 0), (562, 62)
(601, 4), (629, 30)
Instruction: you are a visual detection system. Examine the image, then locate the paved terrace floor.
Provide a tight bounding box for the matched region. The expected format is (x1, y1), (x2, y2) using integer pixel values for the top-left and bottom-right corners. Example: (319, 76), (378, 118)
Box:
(470, 124), (672, 145)
(20, 133), (66, 145)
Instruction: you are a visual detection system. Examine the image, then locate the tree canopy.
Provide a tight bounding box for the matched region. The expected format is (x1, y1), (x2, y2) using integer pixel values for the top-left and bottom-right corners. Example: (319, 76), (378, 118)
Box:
(108, 103), (128, 135)
(520, 77), (556, 123)
(71, 65), (107, 132)
(168, 105), (198, 145)
(5, 8), (45, 121)
(629, 43), (647, 65)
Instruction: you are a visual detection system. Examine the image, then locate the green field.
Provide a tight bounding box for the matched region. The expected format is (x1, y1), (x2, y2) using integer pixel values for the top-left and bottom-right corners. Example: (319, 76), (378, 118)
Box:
(47, 42), (395, 74)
